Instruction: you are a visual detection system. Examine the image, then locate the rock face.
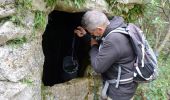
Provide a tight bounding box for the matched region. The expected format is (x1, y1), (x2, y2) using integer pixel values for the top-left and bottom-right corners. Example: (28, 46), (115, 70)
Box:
(0, 0), (45, 99)
(0, 38), (44, 99)
(0, 0), (146, 99)
(0, 0), (16, 19)
(43, 77), (102, 100)
(54, 0), (150, 13)
(54, 0), (109, 13)
(117, 0), (150, 4)
(43, 78), (90, 100)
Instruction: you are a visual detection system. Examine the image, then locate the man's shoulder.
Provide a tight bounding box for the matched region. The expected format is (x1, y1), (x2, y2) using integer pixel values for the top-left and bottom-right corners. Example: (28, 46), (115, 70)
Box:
(105, 31), (128, 43)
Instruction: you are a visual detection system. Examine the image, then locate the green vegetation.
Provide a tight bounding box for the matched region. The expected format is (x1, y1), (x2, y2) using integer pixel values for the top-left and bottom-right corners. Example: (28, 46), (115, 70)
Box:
(34, 11), (46, 30)
(41, 84), (54, 100)
(6, 36), (27, 47)
(132, 0), (170, 99)
(13, 0), (47, 30)
(126, 4), (145, 22)
(0, 17), (11, 24)
(31, 10), (47, 39)
(44, 0), (85, 8)
(134, 56), (170, 100)
(15, 0), (32, 10)
(106, 1), (145, 22)
(72, 0), (85, 8)
(20, 77), (34, 86)
(12, 0), (32, 25)
(44, 0), (58, 7)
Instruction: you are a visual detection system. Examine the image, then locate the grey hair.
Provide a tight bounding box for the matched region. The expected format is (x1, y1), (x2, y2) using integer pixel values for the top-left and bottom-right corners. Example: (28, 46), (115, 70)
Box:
(81, 10), (110, 32)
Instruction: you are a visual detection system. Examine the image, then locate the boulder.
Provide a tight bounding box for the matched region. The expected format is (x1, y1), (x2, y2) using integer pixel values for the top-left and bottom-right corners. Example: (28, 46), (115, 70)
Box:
(0, 38), (44, 99)
(43, 78), (90, 100)
(54, 0), (109, 13)
(0, 21), (32, 45)
(117, 0), (151, 4)
(43, 77), (103, 100)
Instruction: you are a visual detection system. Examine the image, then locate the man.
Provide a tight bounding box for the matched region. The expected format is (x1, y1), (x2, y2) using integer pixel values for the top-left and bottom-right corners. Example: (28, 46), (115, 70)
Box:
(74, 10), (138, 100)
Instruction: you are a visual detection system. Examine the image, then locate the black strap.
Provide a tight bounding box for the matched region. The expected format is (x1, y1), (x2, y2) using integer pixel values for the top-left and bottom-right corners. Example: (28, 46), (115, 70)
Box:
(62, 34), (79, 74)
(71, 34), (76, 60)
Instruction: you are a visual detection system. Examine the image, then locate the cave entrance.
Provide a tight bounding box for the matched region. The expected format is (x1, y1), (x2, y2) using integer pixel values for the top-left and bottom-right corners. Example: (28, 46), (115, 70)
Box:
(42, 11), (90, 86)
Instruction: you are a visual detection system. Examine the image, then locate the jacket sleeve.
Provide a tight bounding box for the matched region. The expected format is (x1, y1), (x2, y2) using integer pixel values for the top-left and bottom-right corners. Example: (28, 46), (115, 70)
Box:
(82, 33), (92, 43)
(89, 36), (121, 73)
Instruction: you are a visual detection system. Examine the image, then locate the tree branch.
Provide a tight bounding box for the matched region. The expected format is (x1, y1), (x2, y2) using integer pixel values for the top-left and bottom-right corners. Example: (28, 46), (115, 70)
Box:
(156, 5), (169, 21)
(157, 25), (170, 52)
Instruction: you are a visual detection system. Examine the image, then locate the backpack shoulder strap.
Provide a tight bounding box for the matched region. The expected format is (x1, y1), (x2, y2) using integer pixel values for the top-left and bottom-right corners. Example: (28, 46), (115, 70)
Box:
(107, 27), (129, 37)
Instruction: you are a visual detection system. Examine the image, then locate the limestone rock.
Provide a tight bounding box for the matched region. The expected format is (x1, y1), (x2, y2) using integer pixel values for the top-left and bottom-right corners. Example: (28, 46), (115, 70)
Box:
(19, 11), (35, 29)
(117, 0), (151, 4)
(88, 76), (103, 100)
(0, 81), (27, 99)
(54, 0), (109, 13)
(0, 0), (16, 19)
(0, 81), (38, 100)
(0, 38), (44, 99)
(32, 0), (47, 12)
(0, 21), (31, 45)
(0, 0), (14, 5)
(0, 74), (6, 81)
(43, 77), (103, 100)
(43, 78), (90, 100)
(0, 38), (44, 82)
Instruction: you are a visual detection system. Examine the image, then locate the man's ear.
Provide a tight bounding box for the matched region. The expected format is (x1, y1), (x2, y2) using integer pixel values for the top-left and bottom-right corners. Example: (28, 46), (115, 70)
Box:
(96, 27), (103, 32)
(96, 27), (104, 35)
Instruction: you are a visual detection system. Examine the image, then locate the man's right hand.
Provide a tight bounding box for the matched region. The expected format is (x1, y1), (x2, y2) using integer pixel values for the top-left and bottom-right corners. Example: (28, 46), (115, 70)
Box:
(74, 26), (86, 37)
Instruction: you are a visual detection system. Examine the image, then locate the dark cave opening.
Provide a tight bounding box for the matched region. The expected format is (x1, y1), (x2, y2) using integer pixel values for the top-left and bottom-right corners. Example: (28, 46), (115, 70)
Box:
(42, 11), (90, 86)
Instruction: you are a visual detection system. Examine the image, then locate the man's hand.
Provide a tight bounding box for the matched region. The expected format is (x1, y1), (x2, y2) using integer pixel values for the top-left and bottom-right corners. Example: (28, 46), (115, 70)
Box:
(91, 38), (98, 46)
(74, 26), (86, 37)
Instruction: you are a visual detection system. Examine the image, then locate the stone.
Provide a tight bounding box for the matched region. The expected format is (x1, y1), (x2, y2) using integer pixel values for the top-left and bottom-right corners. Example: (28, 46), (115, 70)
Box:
(0, 0), (44, 99)
(84, 0), (109, 13)
(0, 0), (15, 6)
(0, 38), (44, 99)
(88, 76), (103, 100)
(32, 0), (47, 12)
(0, 81), (36, 100)
(0, 81), (26, 99)
(0, 38), (44, 82)
(0, 21), (31, 45)
(54, 0), (109, 13)
(117, 0), (151, 4)
(20, 11), (35, 28)
(43, 77), (103, 100)
(43, 78), (90, 100)
(0, 74), (6, 81)
(0, 3), (16, 19)
(12, 86), (36, 100)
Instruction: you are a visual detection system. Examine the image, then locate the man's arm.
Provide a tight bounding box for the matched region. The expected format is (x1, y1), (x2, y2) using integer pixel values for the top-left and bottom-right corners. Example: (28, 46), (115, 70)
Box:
(89, 36), (121, 73)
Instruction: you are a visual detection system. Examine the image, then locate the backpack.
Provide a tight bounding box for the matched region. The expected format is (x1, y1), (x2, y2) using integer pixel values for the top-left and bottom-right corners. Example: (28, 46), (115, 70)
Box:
(101, 23), (158, 99)
(111, 23), (158, 82)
